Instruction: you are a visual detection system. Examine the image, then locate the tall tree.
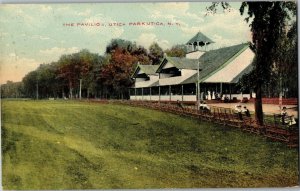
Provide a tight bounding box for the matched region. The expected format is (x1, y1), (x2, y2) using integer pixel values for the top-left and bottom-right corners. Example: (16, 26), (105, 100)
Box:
(165, 44), (187, 57)
(208, 2), (296, 125)
(23, 71), (39, 98)
(149, 42), (164, 65)
(100, 47), (136, 99)
(106, 39), (137, 54)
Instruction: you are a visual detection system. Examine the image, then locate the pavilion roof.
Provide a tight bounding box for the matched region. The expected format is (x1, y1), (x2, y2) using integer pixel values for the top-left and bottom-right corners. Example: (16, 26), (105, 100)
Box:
(186, 31), (215, 45)
(181, 43), (251, 84)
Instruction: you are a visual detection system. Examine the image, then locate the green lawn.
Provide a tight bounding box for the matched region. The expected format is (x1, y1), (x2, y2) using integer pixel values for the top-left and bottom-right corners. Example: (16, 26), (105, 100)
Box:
(1, 100), (298, 189)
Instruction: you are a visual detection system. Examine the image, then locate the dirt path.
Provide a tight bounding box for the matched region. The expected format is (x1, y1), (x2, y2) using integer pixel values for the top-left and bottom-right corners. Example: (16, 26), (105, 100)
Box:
(208, 102), (298, 117)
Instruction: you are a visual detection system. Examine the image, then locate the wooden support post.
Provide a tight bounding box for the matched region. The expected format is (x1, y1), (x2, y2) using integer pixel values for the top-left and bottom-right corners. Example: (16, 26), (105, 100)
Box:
(142, 87), (144, 100)
(195, 82), (198, 104)
(150, 87), (152, 101)
(159, 86), (161, 103)
(36, 81), (39, 100)
(169, 85), (171, 103)
(79, 79), (82, 100)
(181, 85), (184, 102)
(229, 84), (232, 100)
(220, 83), (223, 94)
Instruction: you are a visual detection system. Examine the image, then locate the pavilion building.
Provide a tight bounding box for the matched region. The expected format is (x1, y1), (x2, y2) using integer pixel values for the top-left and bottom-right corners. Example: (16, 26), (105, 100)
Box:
(129, 32), (255, 102)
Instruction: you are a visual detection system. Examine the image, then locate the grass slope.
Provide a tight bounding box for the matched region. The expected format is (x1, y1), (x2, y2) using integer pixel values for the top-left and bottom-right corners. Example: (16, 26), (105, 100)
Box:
(1, 100), (298, 189)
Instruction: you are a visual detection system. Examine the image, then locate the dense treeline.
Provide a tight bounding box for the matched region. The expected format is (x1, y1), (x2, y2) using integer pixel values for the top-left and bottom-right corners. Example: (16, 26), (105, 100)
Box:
(1, 40), (185, 99)
(1, 31), (297, 99)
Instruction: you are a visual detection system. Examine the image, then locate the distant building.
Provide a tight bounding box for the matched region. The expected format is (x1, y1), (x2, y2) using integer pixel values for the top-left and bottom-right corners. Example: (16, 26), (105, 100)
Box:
(130, 32), (255, 102)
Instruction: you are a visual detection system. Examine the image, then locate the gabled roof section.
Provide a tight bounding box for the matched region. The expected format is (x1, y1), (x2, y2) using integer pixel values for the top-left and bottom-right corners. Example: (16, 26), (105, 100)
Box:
(132, 64), (159, 78)
(156, 56), (199, 73)
(139, 65), (159, 75)
(167, 57), (199, 70)
(186, 31), (215, 45)
(181, 43), (250, 84)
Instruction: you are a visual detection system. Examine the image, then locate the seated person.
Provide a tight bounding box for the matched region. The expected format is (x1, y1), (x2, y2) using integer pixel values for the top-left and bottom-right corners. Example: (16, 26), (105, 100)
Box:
(234, 104), (243, 120)
(234, 104), (242, 113)
(176, 100), (184, 109)
(199, 101), (210, 112)
(281, 106), (288, 125)
(288, 115), (297, 126)
(242, 106), (251, 117)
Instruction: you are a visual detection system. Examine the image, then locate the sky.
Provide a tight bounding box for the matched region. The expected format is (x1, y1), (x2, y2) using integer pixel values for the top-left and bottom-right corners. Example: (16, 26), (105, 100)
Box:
(0, 2), (252, 84)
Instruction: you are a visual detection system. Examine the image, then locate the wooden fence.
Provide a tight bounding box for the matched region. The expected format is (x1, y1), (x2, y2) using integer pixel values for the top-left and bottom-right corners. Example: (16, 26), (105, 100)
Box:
(111, 100), (298, 148)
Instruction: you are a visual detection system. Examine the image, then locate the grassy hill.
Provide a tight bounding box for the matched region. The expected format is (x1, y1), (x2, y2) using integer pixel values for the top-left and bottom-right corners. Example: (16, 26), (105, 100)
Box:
(1, 100), (298, 189)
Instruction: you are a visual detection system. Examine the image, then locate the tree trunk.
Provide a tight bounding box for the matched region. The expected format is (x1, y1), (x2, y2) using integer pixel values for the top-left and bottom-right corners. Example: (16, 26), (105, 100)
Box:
(70, 87), (73, 99)
(255, 83), (264, 125)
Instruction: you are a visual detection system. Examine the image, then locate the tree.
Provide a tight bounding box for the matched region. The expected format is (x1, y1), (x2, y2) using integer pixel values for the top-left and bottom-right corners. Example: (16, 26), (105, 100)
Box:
(1, 81), (23, 98)
(106, 39), (137, 54)
(131, 45), (151, 64)
(23, 71), (39, 98)
(100, 47), (136, 99)
(106, 38), (151, 65)
(149, 42), (164, 65)
(208, 2), (296, 125)
(56, 50), (104, 99)
(165, 44), (187, 57)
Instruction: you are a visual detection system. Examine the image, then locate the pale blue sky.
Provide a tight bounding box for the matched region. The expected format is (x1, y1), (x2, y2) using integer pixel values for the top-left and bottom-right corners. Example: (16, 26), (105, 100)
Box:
(0, 2), (251, 83)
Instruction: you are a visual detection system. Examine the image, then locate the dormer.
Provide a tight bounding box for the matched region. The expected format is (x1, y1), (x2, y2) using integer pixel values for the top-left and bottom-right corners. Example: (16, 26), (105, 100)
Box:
(131, 63), (159, 82)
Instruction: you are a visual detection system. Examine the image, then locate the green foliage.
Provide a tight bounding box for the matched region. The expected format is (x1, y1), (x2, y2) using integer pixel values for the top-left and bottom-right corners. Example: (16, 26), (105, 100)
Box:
(21, 50), (104, 99)
(1, 81), (24, 98)
(106, 39), (137, 54)
(209, 1), (297, 124)
(99, 48), (137, 99)
(165, 44), (187, 58)
(2, 100), (298, 189)
(22, 71), (39, 98)
(149, 42), (164, 65)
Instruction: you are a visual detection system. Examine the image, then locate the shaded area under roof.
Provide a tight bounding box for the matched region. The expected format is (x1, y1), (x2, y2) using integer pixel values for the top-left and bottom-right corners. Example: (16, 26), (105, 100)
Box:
(181, 43), (249, 84)
(186, 31), (215, 45)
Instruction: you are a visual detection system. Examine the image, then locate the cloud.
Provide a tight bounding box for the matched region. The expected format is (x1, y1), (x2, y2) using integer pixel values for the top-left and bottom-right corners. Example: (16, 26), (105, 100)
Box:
(0, 32), (9, 39)
(40, 47), (80, 55)
(9, 53), (17, 57)
(145, 2), (190, 14)
(0, 56), (40, 83)
(148, 3), (204, 24)
(40, 5), (53, 13)
(180, 7), (251, 47)
(136, 33), (170, 50)
(31, 35), (51, 40)
(77, 9), (92, 16)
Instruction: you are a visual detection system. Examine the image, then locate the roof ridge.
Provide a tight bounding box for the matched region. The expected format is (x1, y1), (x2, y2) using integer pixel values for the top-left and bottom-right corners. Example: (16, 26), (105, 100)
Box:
(209, 43), (249, 52)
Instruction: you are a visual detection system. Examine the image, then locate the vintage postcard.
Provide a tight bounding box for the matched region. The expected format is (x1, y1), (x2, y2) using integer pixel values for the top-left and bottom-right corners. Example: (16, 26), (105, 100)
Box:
(0, 1), (298, 190)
